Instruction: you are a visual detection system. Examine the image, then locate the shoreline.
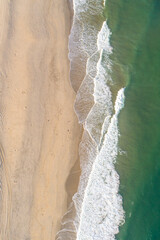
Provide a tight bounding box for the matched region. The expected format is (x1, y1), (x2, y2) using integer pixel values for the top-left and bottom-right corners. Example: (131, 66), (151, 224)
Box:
(65, 0), (82, 208)
(0, 0), (82, 239)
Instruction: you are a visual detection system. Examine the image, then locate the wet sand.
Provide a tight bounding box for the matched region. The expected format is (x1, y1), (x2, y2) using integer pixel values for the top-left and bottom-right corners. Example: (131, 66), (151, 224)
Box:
(0, 0), (81, 239)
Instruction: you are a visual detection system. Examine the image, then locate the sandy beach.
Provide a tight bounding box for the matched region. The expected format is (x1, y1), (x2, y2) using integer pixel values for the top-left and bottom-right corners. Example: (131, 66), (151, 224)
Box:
(0, 0), (81, 239)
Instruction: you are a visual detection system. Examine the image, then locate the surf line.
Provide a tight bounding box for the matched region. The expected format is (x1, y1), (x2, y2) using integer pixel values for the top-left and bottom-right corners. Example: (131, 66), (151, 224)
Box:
(56, 0), (126, 238)
(74, 20), (126, 239)
(76, 88), (126, 240)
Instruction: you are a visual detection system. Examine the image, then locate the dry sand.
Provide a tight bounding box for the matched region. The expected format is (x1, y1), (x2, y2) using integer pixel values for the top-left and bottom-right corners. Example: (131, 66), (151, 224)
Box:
(0, 0), (81, 239)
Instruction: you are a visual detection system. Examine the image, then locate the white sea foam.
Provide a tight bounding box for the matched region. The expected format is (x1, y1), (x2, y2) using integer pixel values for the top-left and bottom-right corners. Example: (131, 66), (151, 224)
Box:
(68, 0), (104, 91)
(77, 89), (125, 240)
(56, 1), (125, 239)
(76, 22), (113, 144)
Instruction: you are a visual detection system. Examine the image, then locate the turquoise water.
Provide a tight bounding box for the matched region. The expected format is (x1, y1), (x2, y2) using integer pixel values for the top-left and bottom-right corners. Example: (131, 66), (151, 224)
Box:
(106, 0), (160, 239)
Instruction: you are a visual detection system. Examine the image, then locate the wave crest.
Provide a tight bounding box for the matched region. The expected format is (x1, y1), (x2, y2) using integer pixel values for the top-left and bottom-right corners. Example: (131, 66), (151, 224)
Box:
(56, 1), (125, 239)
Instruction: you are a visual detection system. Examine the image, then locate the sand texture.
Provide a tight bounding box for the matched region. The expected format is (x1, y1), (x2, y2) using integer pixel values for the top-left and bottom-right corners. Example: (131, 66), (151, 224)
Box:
(0, 0), (81, 239)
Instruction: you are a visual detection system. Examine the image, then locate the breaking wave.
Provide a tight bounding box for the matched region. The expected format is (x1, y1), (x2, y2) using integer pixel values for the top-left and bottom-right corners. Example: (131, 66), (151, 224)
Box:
(56, 1), (125, 239)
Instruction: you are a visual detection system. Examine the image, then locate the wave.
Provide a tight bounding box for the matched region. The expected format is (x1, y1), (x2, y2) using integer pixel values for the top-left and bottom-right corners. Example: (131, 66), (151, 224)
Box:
(77, 88), (125, 240)
(56, 1), (125, 239)
(68, 0), (104, 92)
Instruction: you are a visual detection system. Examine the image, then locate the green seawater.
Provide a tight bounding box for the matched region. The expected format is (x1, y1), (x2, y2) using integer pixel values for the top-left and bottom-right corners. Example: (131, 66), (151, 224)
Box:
(105, 0), (160, 239)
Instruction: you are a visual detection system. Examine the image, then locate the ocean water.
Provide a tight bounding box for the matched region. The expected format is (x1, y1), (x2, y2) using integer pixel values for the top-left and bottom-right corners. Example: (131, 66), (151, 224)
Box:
(106, 0), (160, 239)
(56, 0), (160, 239)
